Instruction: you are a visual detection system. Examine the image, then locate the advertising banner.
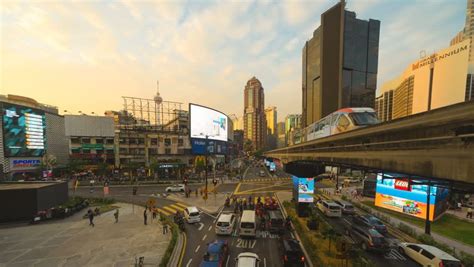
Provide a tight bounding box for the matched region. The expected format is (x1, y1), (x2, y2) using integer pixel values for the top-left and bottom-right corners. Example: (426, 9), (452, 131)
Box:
(375, 174), (449, 221)
(2, 103), (46, 157)
(10, 158), (41, 170)
(191, 138), (227, 155)
(292, 175), (315, 203)
(190, 104), (228, 142)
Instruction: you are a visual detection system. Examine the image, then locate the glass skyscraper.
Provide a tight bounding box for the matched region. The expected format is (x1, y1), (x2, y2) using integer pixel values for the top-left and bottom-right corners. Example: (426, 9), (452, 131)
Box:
(302, 2), (380, 127)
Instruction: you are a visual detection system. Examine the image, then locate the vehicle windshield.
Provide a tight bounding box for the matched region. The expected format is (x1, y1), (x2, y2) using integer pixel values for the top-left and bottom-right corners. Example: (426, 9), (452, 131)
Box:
(370, 218), (383, 225)
(349, 112), (379, 126)
(190, 212), (199, 217)
(241, 222), (255, 229)
(329, 205), (340, 210)
(371, 236), (384, 245)
(217, 221), (229, 227)
(345, 205), (354, 209)
(441, 260), (462, 267)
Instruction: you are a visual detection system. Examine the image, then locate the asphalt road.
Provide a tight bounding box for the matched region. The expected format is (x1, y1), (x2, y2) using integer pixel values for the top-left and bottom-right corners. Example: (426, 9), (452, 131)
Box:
(313, 190), (419, 267)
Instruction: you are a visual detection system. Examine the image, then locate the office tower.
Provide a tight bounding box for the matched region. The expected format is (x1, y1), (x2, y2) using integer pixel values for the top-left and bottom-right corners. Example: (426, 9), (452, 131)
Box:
(244, 77), (266, 151)
(264, 106), (277, 150)
(302, 1), (380, 127)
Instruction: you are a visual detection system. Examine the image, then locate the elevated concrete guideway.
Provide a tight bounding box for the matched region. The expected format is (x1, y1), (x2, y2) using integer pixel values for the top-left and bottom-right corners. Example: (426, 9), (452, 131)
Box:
(265, 101), (474, 187)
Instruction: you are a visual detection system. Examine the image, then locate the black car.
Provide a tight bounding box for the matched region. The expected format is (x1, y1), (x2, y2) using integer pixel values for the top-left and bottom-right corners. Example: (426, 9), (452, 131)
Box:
(280, 238), (305, 267)
(266, 210), (285, 234)
(352, 215), (387, 234)
(347, 223), (389, 253)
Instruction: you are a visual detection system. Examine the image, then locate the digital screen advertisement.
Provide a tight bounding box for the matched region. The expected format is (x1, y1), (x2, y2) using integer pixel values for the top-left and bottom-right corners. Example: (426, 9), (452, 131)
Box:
(293, 176), (315, 203)
(190, 104), (228, 142)
(2, 103), (46, 157)
(375, 173), (449, 221)
(191, 138), (227, 155)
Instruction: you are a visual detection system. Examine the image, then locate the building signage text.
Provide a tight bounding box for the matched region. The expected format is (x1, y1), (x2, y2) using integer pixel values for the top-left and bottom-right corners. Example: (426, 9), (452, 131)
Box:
(412, 45), (468, 71)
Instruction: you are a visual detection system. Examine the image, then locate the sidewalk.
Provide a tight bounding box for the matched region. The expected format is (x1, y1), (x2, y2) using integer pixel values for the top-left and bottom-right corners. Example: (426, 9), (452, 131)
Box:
(325, 188), (474, 255)
(0, 203), (171, 266)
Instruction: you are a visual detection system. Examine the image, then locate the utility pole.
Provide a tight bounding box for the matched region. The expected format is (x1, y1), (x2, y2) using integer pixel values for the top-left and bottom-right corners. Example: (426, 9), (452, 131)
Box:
(205, 135), (209, 200)
(425, 180), (432, 235)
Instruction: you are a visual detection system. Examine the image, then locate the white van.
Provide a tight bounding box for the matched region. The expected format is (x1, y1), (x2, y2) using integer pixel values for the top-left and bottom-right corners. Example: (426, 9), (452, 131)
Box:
(317, 200), (342, 217)
(216, 213), (236, 235)
(239, 210), (256, 237)
(184, 206), (201, 223)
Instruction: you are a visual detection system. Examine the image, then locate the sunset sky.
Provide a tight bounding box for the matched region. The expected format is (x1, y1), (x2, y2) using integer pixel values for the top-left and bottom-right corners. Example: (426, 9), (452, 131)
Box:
(0, 0), (465, 120)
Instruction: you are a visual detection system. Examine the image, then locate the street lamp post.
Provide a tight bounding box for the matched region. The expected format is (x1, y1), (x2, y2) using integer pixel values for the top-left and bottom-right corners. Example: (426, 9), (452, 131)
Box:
(205, 135), (209, 199)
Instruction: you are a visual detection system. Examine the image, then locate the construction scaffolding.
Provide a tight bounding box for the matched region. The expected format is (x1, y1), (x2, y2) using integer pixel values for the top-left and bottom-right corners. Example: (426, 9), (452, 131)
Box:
(121, 96), (184, 132)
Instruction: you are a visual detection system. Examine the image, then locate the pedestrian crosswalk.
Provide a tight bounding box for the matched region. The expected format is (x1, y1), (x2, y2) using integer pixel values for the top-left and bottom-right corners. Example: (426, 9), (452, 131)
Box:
(384, 249), (406, 261)
(157, 202), (188, 216)
(229, 196), (277, 206)
(242, 177), (291, 183)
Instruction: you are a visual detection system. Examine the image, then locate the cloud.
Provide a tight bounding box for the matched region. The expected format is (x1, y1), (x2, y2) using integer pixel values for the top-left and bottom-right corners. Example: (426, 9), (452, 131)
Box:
(0, 0), (466, 121)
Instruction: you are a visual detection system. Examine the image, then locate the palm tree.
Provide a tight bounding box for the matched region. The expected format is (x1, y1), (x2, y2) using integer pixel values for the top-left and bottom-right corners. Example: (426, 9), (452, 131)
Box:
(322, 228), (338, 254)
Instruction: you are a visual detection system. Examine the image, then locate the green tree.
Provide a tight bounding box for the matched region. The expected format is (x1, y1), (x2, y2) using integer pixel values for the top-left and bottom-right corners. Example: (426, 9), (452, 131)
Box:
(243, 139), (254, 154)
(322, 228), (338, 254)
(67, 158), (86, 174)
(96, 162), (109, 176)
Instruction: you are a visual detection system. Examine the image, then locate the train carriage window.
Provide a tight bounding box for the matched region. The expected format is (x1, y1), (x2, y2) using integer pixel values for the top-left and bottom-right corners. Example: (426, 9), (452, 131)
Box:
(331, 114), (339, 126)
(337, 115), (350, 128)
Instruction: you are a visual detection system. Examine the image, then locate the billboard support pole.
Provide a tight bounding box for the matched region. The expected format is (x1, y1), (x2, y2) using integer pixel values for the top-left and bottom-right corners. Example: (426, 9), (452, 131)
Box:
(425, 180), (431, 235)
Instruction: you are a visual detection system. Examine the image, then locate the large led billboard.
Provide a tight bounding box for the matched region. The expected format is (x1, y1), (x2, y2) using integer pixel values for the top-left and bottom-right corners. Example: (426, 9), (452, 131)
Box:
(292, 176), (315, 203)
(190, 104), (228, 142)
(2, 103), (46, 157)
(375, 174), (449, 221)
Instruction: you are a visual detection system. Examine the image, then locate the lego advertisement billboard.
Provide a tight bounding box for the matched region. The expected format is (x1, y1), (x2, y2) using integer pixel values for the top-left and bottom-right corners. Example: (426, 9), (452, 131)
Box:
(375, 174), (449, 221)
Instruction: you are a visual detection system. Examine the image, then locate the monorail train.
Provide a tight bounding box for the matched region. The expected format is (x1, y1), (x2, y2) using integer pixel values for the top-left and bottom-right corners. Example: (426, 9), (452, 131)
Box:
(291, 107), (380, 145)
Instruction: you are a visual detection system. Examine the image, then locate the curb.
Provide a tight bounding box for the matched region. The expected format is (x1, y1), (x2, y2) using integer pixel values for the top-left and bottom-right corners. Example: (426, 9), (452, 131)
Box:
(166, 195), (221, 215)
(168, 232), (185, 267)
(275, 193), (314, 267)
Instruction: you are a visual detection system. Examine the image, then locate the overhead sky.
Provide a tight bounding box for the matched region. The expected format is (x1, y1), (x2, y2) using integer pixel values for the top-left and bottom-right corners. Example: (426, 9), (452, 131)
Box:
(1, 0), (466, 121)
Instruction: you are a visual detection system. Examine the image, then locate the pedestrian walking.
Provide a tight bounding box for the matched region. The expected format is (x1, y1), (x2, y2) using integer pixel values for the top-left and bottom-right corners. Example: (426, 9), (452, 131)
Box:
(87, 209), (95, 227)
(143, 208), (148, 225)
(467, 207), (473, 219)
(163, 223), (168, 234)
(152, 207), (157, 220)
(114, 209), (119, 223)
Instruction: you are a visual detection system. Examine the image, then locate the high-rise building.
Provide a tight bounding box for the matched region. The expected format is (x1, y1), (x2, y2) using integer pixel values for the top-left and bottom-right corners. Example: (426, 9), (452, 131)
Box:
(302, 1), (380, 127)
(244, 77), (266, 151)
(264, 106), (277, 150)
(284, 114), (302, 145)
(451, 0), (474, 63)
(276, 122), (286, 148)
(376, 40), (471, 121)
(228, 114), (244, 131)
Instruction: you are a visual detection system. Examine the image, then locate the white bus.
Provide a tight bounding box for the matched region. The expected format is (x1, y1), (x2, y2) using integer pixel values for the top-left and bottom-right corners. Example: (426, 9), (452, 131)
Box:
(239, 210), (256, 237)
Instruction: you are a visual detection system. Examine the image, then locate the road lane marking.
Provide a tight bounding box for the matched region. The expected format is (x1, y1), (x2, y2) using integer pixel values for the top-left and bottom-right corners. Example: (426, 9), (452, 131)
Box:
(156, 208), (171, 216)
(233, 183), (242, 195)
(198, 223), (204, 231)
(208, 225), (212, 231)
(175, 202), (188, 209)
(226, 255), (230, 267)
(195, 245), (200, 253)
(186, 259), (192, 267)
(202, 234), (207, 241)
(170, 204), (185, 211)
(264, 257), (266, 267)
(162, 206), (177, 214)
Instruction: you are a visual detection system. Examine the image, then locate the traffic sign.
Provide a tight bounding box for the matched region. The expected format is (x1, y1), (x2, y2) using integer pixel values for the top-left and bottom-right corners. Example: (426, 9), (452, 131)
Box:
(147, 198), (156, 207)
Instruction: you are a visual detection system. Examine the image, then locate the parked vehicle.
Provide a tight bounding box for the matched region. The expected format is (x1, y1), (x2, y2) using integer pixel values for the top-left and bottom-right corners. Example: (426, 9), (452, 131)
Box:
(334, 200), (356, 215)
(352, 215), (387, 234)
(200, 240), (229, 267)
(398, 243), (462, 267)
(165, 184), (185, 192)
(235, 252), (260, 267)
(215, 213), (236, 235)
(239, 210), (256, 237)
(280, 238), (305, 267)
(347, 223), (389, 253)
(266, 210), (285, 234)
(184, 206), (201, 223)
(317, 200), (342, 217)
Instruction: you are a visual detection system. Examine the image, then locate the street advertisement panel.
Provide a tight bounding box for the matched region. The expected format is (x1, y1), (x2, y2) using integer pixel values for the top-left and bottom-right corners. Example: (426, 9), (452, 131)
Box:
(269, 162), (276, 172)
(375, 174), (449, 221)
(189, 104), (228, 142)
(2, 103), (46, 157)
(292, 175), (314, 203)
(191, 138), (227, 155)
